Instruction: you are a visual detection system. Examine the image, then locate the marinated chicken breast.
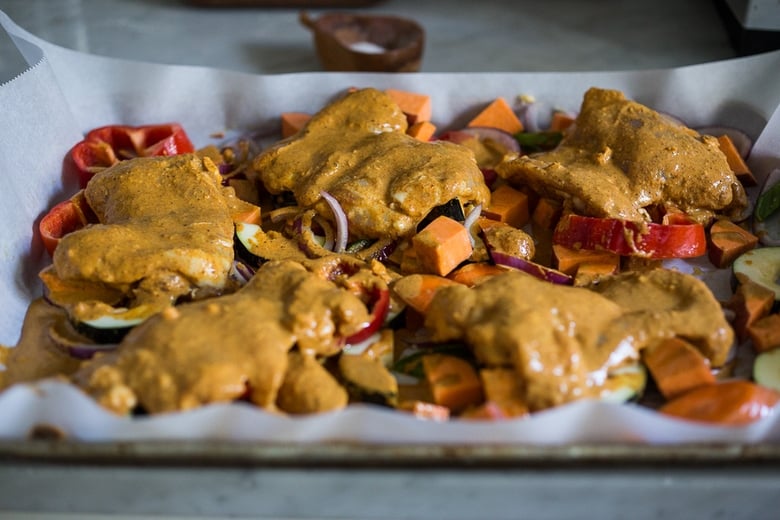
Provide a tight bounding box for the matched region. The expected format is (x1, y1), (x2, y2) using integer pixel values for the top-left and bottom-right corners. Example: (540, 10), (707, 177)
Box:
(423, 268), (733, 411)
(50, 154), (236, 317)
(496, 88), (748, 223)
(252, 88), (491, 239)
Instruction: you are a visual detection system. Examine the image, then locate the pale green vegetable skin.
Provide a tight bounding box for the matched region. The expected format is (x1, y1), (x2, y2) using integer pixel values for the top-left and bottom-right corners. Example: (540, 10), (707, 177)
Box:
(754, 349), (780, 392)
(732, 247), (780, 300)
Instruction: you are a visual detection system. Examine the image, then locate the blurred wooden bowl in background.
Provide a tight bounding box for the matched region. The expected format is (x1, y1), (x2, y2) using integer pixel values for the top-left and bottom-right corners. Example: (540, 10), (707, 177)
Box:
(300, 10), (424, 72)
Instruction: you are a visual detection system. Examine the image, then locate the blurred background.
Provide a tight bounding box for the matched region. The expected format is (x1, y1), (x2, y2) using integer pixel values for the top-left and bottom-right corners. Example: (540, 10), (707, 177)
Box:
(3, 0), (778, 82)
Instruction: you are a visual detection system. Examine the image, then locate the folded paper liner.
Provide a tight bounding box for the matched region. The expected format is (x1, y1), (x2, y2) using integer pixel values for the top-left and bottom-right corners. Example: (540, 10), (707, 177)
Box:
(2, 10), (780, 444)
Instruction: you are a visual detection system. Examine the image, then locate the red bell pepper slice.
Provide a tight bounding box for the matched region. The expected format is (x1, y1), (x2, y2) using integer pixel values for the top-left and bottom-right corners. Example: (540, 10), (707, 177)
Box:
(344, 286), (391, 345)
(39, 190), (97, 256)
(553, 214), (706, 259)
(66, 123), (195, 188)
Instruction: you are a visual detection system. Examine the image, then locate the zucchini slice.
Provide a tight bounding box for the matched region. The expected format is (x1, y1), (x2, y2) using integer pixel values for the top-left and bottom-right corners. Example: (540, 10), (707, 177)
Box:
(338, 352), (398, 407)
(75, 305), (159, 344)
(599, 363), (647, 404)
(733, 247), (780, 300)
(753, 349), (780, 392)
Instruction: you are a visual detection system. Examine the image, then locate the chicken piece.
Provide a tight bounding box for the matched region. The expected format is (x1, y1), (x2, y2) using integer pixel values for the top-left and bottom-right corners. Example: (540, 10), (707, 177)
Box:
(496, 88), (747, 223)
(424, 268), (733, 411)
(252, 88), (490, 239)
(51, 154), (236, 317)
(72, 260), (372, 414)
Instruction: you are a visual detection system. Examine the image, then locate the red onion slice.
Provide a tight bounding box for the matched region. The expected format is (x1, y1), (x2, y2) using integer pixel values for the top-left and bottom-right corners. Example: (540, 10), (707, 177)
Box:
(463, 204), (483, 247)
(320, 191), (349, 253)
(489, 250), (573, 285)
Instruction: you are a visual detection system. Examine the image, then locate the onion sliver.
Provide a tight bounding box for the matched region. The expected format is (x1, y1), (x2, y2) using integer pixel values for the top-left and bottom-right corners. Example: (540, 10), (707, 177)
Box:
(320, 191), (349, 253)
(463, 204), (483, 247)
(490, 251), (573, 285)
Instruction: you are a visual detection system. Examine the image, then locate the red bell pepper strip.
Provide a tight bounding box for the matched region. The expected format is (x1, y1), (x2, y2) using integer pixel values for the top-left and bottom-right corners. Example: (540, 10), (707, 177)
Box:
(553, 214), (707, 259)
(344, 286), (391, 345)
(66, 123), (195, 188)
(39, 190), (97, 256)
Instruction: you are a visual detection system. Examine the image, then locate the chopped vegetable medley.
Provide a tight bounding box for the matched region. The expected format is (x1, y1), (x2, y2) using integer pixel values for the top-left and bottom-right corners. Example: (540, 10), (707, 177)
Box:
(1, 86), (779, 428)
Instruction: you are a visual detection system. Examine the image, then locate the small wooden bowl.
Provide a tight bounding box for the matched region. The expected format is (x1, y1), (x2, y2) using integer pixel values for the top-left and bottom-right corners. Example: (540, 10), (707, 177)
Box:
(300, 11), (425, 72)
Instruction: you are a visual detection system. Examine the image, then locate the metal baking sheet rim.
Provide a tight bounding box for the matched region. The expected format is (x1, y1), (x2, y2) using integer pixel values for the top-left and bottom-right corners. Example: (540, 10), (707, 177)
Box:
(2, 439), (780, 467)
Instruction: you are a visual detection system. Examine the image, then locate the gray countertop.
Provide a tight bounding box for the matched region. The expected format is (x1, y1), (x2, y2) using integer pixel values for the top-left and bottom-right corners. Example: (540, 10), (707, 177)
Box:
(1, 1), (779, 519)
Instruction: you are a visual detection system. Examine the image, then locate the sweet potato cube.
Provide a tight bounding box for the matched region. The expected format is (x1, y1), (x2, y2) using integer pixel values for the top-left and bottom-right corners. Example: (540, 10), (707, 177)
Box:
(422, 354), (484, 413)
(748, 314), (780, 354)
(717, 134), (756, 186)
(412, 216), (473, 276)
(467, 97), (523, 134)
(642, 337), (716, 400)
(482, 184), (530, 228)
(407, 120), (437, 142)
(707, 219), (758, 268)
(385, 88), (432, 125)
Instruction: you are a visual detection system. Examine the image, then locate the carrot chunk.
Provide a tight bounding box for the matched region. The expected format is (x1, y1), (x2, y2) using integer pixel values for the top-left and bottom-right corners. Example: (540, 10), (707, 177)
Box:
(467, 97), (524, 134)
(531, 197), (562, 230)
(482, 184), (530, 228)
(392, 273), (460, 314)
(280, 112), (311, 138)
(707, 219), (758, 268)
(385, 88), (432, 125)
(422, 354), (484, 413)
(447, 262), (505, 286)
(552, 244), (620, 276)
(642, 337), (716, 400)
(728, 280), (776, 343)
(748, 313), (780, 354)
(659, 380), (780, 425)
(407, 120), (437, 142)
(412, 216), (473, 276)
(549, 111), (576, 132)
(717, 134), (756, 186)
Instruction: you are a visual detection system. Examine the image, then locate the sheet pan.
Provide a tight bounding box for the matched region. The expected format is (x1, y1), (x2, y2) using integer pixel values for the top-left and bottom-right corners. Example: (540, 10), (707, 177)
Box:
(2, 9), (780, 457)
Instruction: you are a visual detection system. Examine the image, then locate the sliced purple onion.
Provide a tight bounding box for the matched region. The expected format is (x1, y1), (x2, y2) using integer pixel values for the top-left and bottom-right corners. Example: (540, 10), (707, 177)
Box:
(516, 99), (540, 133)
(229, 260), (255, 286)
(696, 125), (753, 159)
(489, 250), (573, 285)
(320, 191), (349, 253)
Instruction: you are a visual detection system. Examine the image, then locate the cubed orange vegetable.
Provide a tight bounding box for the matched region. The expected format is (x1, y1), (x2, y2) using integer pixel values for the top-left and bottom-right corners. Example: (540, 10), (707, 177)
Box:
(717, 134), (756, 186)
(385, 88), (432, 125)
(407, 120), (437, 142)
(422, 354), (484, 413)
(447, 262), (506, 286)
(392, 273), (460, 314)
(482, 184), (530, 228)
(642, 337), (716, 400)
(531, 197), (562, 230)
(748, 313), (780, 354)
(412, 216), (473, 276)
(728, 280), (776, 343)
(467, 97), (524, 134)
(549, 111), (576, 132)
(552, 244), (620, 276)
(280, 112), (311, 138)
(707, 219), (759, 268)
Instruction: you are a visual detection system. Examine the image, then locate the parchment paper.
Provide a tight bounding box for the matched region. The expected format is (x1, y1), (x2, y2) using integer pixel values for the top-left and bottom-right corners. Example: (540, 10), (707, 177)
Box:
(2, 9), (780, 444)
